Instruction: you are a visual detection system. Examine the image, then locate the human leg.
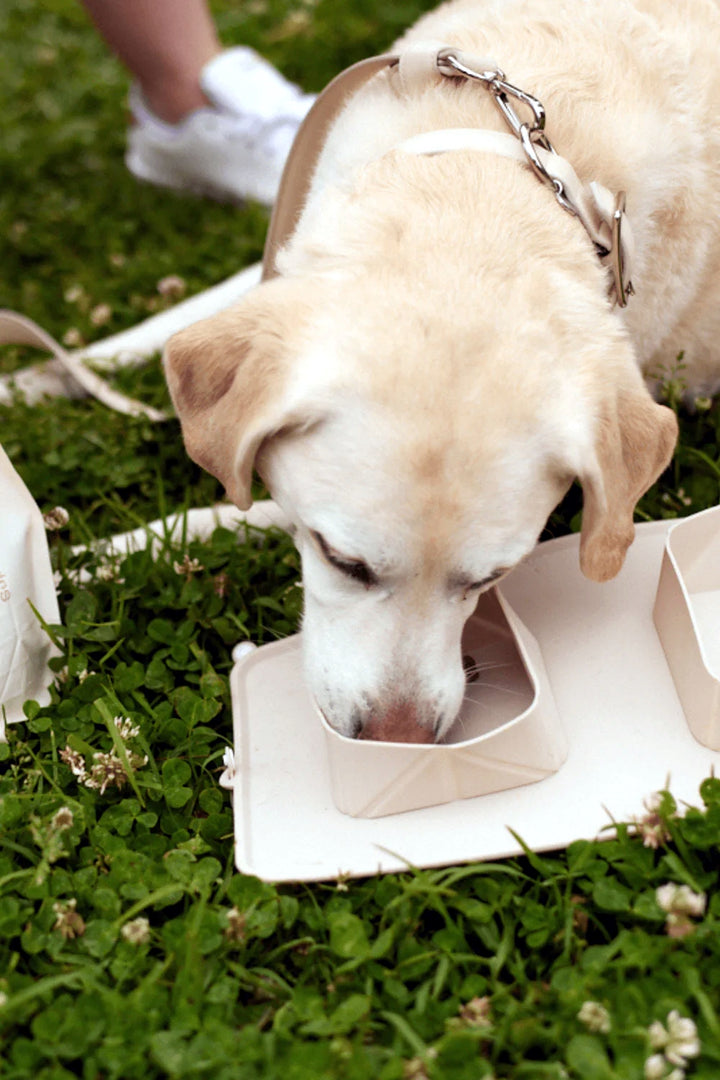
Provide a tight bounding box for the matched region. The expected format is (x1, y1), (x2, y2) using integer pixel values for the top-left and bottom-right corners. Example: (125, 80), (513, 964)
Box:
(80, 0), (221, 123)
(80, 0), (314, 204)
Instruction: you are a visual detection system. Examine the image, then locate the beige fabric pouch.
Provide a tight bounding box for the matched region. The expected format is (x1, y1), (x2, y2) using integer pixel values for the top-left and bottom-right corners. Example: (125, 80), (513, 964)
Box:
(0, 443), (60, 738)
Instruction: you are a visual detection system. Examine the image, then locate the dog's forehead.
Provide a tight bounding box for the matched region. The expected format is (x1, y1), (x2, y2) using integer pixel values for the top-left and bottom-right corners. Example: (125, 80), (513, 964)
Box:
(262, 393), (570, 572)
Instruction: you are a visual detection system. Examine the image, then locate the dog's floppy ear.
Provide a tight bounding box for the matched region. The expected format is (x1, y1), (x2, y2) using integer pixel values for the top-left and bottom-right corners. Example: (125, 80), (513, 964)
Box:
(579, 371), (677, 582)
(163, 278), (315, 509)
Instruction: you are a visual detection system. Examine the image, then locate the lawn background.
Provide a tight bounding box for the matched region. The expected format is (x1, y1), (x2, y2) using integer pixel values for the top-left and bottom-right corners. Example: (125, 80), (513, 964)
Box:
(2, 1), (720, 1077)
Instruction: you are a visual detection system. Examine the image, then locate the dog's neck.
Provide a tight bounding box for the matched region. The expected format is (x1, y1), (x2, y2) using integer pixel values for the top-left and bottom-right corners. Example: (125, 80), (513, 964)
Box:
(262, 44), (634, 307)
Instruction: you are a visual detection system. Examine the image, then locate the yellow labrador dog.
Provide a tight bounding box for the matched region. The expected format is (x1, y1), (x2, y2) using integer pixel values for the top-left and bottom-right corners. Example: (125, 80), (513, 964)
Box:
(164, 0), (720, 743)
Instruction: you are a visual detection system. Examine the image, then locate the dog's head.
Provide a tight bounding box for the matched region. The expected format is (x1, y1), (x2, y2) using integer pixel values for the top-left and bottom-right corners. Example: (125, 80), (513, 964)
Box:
(164, 201), (676, 743)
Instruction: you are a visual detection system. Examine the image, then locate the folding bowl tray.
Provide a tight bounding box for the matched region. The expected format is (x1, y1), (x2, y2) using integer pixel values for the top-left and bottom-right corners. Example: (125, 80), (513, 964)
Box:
(228, 514), (720, 882)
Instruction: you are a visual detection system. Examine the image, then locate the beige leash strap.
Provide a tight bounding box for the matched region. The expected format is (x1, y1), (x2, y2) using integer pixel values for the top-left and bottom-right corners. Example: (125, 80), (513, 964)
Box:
(262, 54), (398, 280)
(0, 309), (169, 421)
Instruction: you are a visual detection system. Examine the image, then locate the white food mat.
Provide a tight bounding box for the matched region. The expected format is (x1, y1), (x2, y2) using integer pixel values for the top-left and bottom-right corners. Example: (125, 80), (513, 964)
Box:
(229, 520), (720, 882)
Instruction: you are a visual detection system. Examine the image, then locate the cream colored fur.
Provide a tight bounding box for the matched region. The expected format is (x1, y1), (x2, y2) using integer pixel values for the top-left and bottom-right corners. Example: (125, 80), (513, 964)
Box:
(165, 0), (720, 742)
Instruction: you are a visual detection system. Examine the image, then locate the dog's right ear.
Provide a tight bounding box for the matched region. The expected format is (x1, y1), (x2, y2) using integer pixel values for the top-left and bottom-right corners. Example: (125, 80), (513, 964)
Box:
(163, 277), (316, 509)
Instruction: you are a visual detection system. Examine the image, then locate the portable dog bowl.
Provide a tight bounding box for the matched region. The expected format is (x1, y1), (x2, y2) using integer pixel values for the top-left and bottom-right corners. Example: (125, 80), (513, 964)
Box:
(226, 514), (720, 883)
(654, 505), (720, 749)
(321, 590), (566, 817)
(231, 588), (567, 820)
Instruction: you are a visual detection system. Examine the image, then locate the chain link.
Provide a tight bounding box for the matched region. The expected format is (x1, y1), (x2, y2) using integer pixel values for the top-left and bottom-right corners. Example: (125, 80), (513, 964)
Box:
(437, 49), (577, 216)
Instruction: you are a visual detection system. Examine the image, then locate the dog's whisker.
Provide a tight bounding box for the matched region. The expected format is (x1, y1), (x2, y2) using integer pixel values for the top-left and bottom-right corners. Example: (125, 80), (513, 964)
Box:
(463, 659), (514, 680)
(462, 679), (528, 701)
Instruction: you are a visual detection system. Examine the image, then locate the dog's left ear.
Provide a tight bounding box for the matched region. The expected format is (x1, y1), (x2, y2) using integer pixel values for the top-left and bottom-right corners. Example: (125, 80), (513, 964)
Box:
(578, 370), (678, 582)
(163, 277), (319, 509)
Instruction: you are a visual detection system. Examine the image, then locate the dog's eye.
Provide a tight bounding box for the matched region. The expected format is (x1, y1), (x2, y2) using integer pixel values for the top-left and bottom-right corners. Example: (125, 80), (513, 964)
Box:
(311, 531), (378, 588)
(464, 568), (510, 596)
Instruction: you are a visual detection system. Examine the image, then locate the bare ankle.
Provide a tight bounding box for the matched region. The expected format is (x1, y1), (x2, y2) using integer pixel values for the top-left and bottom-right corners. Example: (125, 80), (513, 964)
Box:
(141, 80), (212, 124)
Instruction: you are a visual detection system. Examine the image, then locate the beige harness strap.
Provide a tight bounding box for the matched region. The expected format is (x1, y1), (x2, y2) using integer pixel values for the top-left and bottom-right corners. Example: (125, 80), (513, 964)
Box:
(262, 54), (398, 280)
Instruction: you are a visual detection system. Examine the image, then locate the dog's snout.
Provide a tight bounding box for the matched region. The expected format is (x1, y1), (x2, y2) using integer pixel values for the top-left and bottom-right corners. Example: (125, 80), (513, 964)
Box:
(359, 701), (436, 744)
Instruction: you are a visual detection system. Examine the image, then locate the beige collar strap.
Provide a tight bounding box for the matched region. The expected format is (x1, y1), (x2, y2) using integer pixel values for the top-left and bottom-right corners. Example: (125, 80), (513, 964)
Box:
(262, 45), (634, 307)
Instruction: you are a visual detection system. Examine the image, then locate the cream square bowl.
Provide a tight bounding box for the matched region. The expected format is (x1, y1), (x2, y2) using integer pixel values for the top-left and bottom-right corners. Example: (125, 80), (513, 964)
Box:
(653, 505), (720, 750)
(231, 588), (567, 818)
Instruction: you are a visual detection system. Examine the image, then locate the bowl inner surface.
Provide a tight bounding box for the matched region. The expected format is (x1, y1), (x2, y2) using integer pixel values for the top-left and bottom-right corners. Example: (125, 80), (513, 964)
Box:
(442, 589), (535, 746)
(668, 512), (720, 678)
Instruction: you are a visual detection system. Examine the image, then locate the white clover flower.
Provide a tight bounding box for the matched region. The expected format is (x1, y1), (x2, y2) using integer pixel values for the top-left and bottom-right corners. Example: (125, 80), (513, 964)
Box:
(664, 1012), (701, 1066)
(648, 1011), (700, 1071)
(60, 740), (146, 796)
(89, 302), (112, 326)
(86, 749), (147, 796)
(84, 752), (128, 795)
(640, 821), (670, 849)
(43, 506), (70, 531)
(96, 560), (125, 583)
(655, 883), (706, 936)
(51, 807), (74, 831)
(635, 792), (673, 849)
(224, 906), (246, 942)
(114, 715), (141, 741)
(644, 1056), (667, 1080)
(458, 996), (492, 1028)
(218, 747), (236, 791)
(157, 274), (186, 299)
(121, 917), (151, 945)
(52, 899), (85, 939)
(578, 1001), (611, 1034)
(60, 745), (88, 781)
(173, 554), (204, 580)
(644, 1056), (686, 1080)
(649, 1019), (669, 1049)
(64, 284), (86, 304)
(403, 1057), (436, 1080)
(656, 884), (706, 918)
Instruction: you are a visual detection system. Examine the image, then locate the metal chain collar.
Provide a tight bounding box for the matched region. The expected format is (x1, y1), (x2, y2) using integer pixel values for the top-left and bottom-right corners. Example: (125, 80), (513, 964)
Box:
(435, 49), (634, 306)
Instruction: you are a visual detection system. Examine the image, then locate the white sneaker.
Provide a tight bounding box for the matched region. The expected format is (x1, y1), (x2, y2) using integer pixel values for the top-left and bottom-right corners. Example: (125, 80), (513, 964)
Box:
(126, 47), (315, 206)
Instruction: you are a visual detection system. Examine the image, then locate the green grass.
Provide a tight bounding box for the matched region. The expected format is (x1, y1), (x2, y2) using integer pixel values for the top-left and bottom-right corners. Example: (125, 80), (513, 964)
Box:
(2, 1), (720, 1077)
